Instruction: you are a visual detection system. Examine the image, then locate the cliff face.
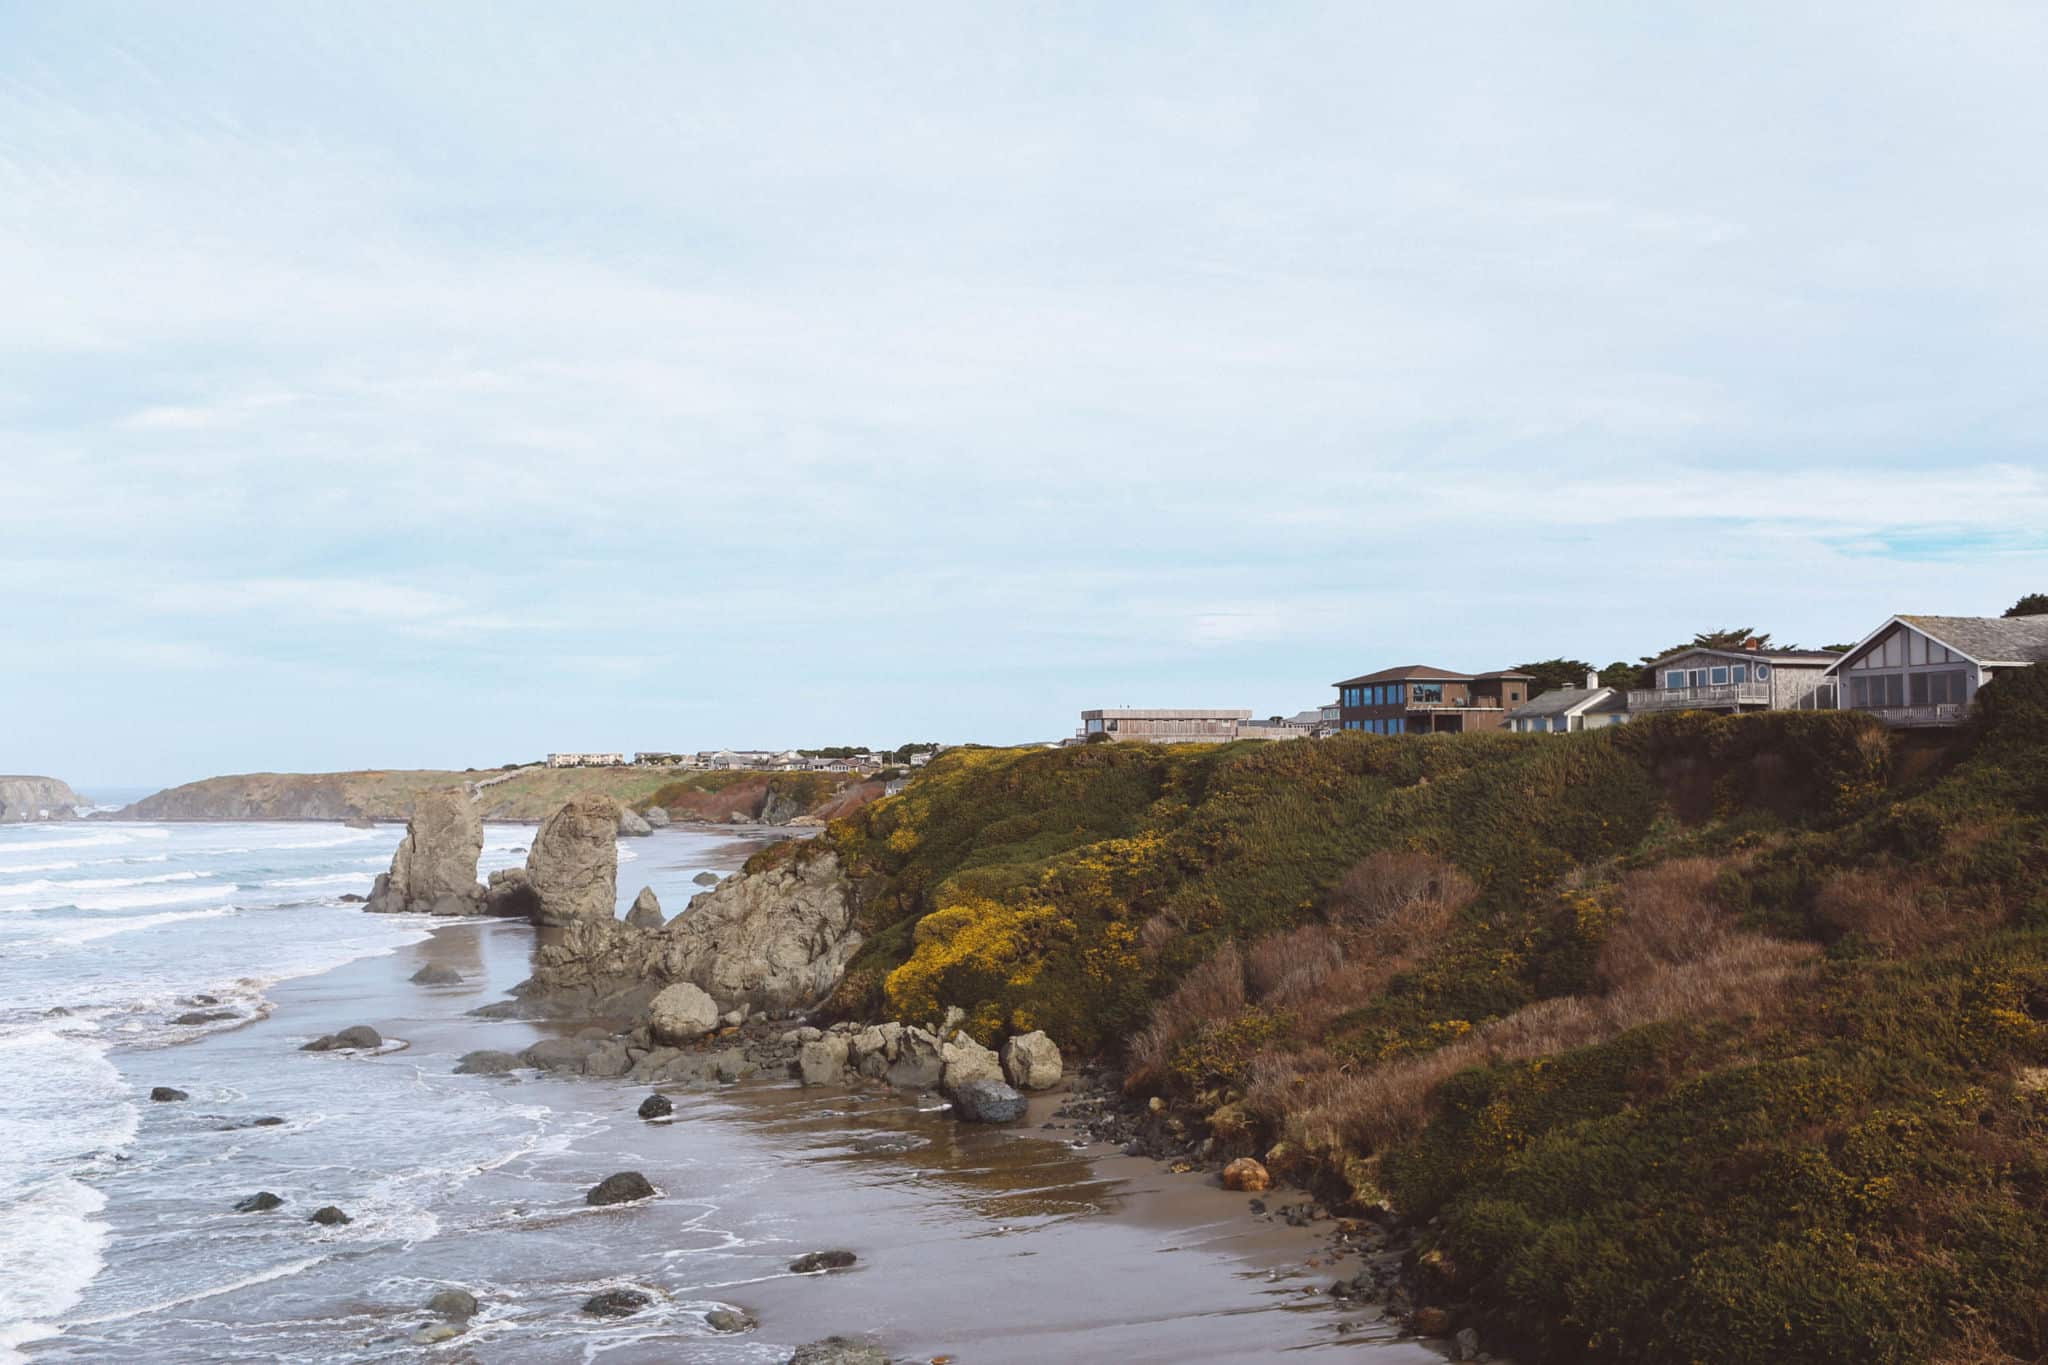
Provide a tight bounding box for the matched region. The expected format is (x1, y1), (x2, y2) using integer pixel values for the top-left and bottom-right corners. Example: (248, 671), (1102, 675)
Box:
(0, 775), (84, 822)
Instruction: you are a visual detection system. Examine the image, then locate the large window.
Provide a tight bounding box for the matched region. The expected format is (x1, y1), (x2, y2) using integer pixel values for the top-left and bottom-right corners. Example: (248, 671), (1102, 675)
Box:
(1666, 670), (1685, 689)
(1389, 683), (1405, 704)
(1710, 666), (1729, 685)
(1410, 682), (1443, 703)
(1733, 664), (1748, 683)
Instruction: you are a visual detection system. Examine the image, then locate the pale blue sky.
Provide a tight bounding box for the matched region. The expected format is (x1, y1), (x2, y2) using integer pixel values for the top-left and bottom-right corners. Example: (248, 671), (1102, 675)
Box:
(4, 4), (2045, 787)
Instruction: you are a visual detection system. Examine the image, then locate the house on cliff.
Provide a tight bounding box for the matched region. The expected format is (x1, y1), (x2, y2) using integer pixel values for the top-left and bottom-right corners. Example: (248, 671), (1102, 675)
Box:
(1508, 673), (1629, 733)
(1625, 640), (1840, 716)
(1821, 614), (2048, 727)
(1332, 666), (1533, 734)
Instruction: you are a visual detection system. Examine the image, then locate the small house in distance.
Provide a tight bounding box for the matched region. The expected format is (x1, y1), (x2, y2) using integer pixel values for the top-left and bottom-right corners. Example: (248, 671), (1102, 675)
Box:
(1079, 709), (1253, 743)
(546, 752), (624, 768)
(1823, 614), (2048, 727)
(1332, 666), (1533, 734)
(1508, 673), (1629, 733)
(1627, 640), (1840, 715)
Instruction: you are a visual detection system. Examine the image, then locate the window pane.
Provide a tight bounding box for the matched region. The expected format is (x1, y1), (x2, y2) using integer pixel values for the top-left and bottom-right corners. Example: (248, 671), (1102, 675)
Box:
(1886, 673), (1905, 706)
(1911, 673), (1930, 705)
(1711, 666), (1729, 684)
(1733, 664), (1747, 683)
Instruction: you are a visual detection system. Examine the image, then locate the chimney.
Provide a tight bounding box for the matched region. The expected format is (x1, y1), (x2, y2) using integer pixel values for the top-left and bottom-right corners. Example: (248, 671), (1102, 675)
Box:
(1585, 670), (1600, 689)
(1743, 637), (1763, 651)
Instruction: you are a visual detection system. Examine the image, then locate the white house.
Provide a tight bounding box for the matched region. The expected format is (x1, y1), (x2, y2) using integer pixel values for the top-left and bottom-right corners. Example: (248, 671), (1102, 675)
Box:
(546, 752), (624, 768)
(1823, 614), (2048, 727)
(1627, 641), (1841, 715)
(1508, 674), (1630, 733)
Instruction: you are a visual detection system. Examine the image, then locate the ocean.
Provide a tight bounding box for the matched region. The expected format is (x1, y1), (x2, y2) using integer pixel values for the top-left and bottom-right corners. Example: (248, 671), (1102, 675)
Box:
(0, 818), (1433, 1363)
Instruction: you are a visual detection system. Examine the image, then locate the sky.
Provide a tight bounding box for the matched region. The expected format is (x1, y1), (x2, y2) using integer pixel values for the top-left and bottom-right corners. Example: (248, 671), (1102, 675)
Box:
(3, 3), (2046, 788)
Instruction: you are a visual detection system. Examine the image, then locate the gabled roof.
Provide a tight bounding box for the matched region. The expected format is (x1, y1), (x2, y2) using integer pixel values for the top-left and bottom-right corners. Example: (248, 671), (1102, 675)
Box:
(1333, 664), (1472, 687)
(1645, 645), (1842, 669)
(1513, 686), (1625, 719)
(1825, 614), (2048, 673)
(1471, 669), (1536, 680)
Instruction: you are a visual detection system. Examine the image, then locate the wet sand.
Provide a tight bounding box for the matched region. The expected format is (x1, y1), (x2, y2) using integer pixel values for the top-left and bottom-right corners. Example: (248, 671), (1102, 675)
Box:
(55, 903), (1441, 1363)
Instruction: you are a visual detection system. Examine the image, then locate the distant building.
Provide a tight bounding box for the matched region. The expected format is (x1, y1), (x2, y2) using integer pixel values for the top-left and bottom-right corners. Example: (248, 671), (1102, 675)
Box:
(1508, 673), (1629, 733)
(1080, 709), (1253, 743)
(546, 752), (624, 768)
(633, 751), (691, 767)
(1822, 614), (2048, 727)
(1626, 640), (1840, 715)
(1332, 666), (1533, 734)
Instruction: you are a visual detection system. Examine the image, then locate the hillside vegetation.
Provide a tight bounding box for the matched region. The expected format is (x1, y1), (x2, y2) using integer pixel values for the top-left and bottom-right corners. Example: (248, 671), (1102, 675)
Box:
(806, 668), (2048, 1364)
(122, 766), (861, 823)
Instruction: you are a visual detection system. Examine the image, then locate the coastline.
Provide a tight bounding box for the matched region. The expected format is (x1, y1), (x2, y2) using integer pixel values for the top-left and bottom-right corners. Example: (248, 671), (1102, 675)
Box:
(52, 902), (1443, 1362)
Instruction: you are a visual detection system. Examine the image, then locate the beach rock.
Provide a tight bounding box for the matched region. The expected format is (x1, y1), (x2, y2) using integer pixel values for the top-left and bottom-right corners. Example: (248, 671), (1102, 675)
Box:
(788, 1337), (889, 1365)
(1000, 1031), (1062, 1090)
(787, 1249), (857, 1274)
(940, 1034), (1003, 1090)
(637, 1093), (673, 1120)
(235, 1191), (284, 1212)
(582, 1288), (652, 1317)
(428, 1288), (478, 1318)
(949, 1079), (1027, 1124)
(409, 965), (463, 985)
(301, 1024), (382, 1052)
(339, 893), (365, 903)
(617, 807), (653, 838)
(624, 886), (664, 931)
(885, 1026), (944, 1090)
(526, 794), (622, 926)
(149, 1086), (189, 1102)
(454, 1049), (522, 1075)
(710, 1049), (751, 1083)
(585, 1171), (656, 1206)
(1223, 1157), (1271, 1193)
(309, 1205), (351, 1225)
(692, 871), (719, 886)
(173, 1009), (235, 1025)
(413, 1323), (464, 1344)
(646, 982), (720, 1045)
(798, 1036), (851, 1086)
(643, 806), (671, 828)
(1453, 1327), (1481, 1360)
(583, 1038), (632, 1078)
(482, 866), (542, 919)
(365, 790), (484, 916)
(704, 1308), (757, 1333)
(522, 1038), (598, 1073)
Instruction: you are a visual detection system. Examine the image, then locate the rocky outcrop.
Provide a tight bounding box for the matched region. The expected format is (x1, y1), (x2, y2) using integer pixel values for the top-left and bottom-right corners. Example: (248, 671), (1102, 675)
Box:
(643, 806), (671, 828)
(617, 807), (653, 838)
(0, 776), (83, 822)
(513, 847), (859, 1018)
(625, 887), (664, 931)
(940, 1034), (1003, 1089)
(365, 790), (484, 915)
(526, 794), (620, 926)
(483, 867), (541, 919)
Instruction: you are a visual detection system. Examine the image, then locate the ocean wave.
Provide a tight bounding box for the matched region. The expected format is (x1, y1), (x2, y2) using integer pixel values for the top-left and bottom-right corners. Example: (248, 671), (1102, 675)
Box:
(0, 1176), (110, 1362)
(269, 833), (378, 850)
(3, 883), (236, 914)
(46, 907), (237, 945)
(0, 871), (212, 901)
(259, 872), (372, 890)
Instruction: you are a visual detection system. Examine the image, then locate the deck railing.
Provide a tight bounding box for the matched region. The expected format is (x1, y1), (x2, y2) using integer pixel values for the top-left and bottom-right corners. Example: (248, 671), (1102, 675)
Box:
(1625, 680), (1773, 711)
(1849, 703), (1969, 729)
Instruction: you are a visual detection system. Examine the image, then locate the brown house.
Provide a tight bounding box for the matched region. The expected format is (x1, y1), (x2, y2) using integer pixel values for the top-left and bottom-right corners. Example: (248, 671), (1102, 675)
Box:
(1332, 665), (1534, 734)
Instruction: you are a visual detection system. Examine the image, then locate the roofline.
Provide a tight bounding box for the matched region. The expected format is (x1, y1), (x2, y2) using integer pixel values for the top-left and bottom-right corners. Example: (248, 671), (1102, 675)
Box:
(1645, 645), (1842, 669)
(1820, 615), (1991, 676)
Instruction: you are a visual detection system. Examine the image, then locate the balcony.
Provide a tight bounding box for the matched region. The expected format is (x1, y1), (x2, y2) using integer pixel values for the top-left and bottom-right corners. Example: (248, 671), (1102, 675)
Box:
(1626, 680), (1772, 712)
(1849, 703), (1969, 729)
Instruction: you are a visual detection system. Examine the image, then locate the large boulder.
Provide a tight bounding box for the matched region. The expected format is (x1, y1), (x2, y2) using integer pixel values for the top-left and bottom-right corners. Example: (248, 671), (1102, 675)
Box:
(1000, 1031), (1063, 1090)
(526, 794), (621, 926)
(645, 982), (720, 1044)
(949, 1079), (1027, 1124)
(798, 1035), (851, 1086)
(625, 887), (664, 931)
(365, 790), (484, 915)
(585, 1171), (656, 1206)
(643, 806), (671, 828)
(940, 1034), (1003, 1090)
(618, 807), (653, 838)
(885, 1026), (944, 1090)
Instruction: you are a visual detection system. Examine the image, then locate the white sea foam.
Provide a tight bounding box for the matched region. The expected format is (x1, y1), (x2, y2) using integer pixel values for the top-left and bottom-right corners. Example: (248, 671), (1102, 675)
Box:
(2, 883), (234, 914)
(0, 859), (79, 875)
(46, 906), (237, 946)
(259, 872), (371, 890)
(270, 833), (377, 850)
(0, 871), (211, 901)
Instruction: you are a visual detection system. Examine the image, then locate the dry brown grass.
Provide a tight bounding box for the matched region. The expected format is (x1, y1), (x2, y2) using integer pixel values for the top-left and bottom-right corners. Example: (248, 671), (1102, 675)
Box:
(1813, 868), (1998, 956)
(1597, 857), (1733, 987)
(1130, 942), (1246, 1085)
(1329, 850), (1476, 952)
(1247, 924), (1344, 1005)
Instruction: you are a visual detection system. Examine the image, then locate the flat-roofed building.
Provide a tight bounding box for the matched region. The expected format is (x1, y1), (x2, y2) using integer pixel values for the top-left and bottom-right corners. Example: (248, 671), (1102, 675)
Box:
(546, 752), (624, 768)
(1332, 666), (1533, 734)
(1080, 708), (1253, 743)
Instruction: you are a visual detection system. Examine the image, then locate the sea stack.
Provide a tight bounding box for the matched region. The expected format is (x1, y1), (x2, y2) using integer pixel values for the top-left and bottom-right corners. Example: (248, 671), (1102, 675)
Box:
(526, 794), (621, 926)
(365, 790), (485, 915)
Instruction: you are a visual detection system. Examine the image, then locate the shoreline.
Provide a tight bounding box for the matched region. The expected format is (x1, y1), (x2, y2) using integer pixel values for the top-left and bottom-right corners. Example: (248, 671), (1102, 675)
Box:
(65, 906), (1441, 1362)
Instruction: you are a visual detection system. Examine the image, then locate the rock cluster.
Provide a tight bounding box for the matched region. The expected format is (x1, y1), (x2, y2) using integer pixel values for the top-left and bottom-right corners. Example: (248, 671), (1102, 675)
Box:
(617, 807), (653, 838)
(526, 793), (622, 926)
(365, 790), (484, 915)
(301, 1024), (382, 1052)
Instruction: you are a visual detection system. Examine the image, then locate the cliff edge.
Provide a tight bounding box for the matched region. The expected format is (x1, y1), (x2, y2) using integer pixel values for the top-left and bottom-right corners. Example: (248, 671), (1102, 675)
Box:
(0, 775), (84, 822)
